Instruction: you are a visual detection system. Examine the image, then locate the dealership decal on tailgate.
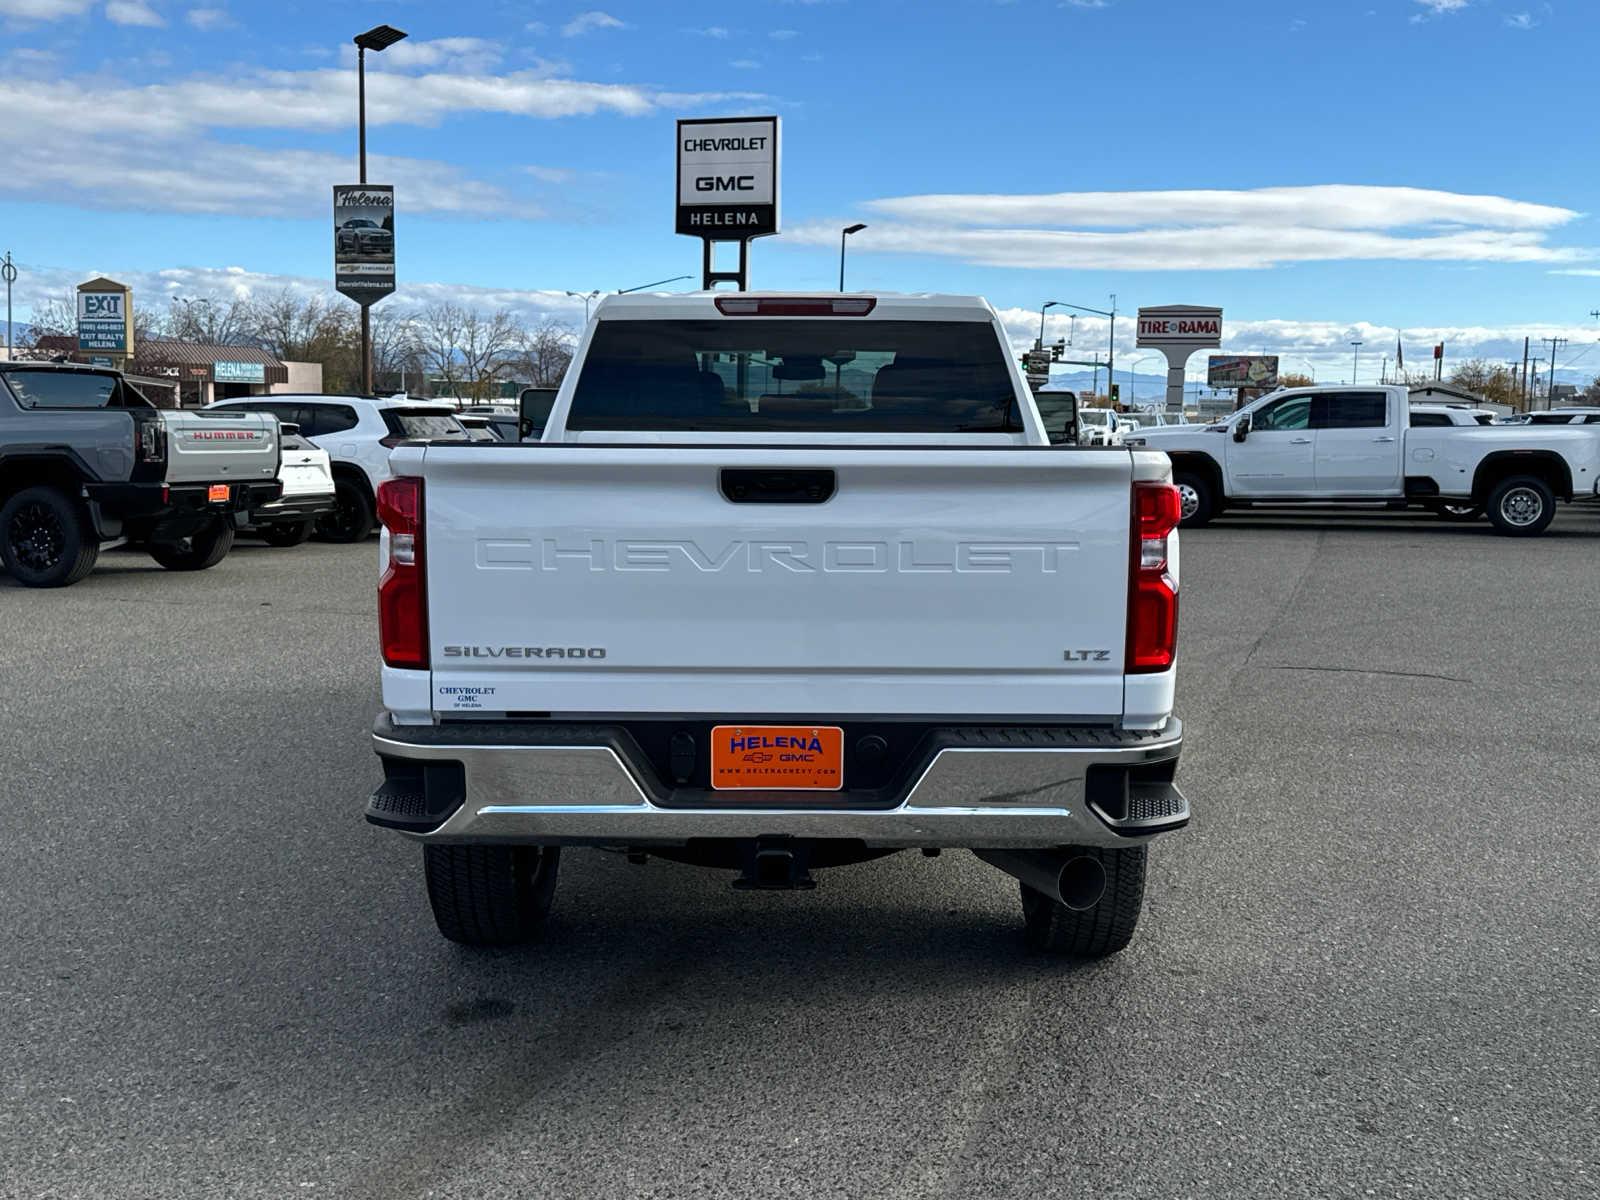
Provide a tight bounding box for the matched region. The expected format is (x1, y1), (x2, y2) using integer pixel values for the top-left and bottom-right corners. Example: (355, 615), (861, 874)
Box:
(711, 725), (843, 790)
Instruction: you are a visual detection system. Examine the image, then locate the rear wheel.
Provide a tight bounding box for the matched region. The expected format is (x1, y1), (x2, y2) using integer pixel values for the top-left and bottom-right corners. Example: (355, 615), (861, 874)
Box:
(423, 844), (561, 947)
(316, 478), (374, 543)
(0, 485), (99, 588)
(1485, 475), (1555, 537)
(259, 520), (314, 547)
(1172, 471), (1216, 527)
(149, 519), (234, 571)
(1019, 845), (1147, 958)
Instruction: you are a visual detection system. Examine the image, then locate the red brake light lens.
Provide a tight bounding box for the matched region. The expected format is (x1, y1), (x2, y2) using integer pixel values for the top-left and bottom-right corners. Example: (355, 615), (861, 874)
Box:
(1127, 481), (1180, 674)
(714, 297), (877, 316)
(377, 477), (427, 669)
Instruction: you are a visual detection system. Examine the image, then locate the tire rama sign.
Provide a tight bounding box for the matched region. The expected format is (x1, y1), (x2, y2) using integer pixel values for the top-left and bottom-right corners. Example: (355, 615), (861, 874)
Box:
(676, 116), (780, 238)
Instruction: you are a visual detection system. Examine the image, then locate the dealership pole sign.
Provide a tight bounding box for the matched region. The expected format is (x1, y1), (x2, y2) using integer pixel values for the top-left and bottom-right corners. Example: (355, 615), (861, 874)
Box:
(333, 185), (395, 306)
(676, 116), (780, 289)
(1137, 305), (1222, 411)
(76, 277), (134, 359)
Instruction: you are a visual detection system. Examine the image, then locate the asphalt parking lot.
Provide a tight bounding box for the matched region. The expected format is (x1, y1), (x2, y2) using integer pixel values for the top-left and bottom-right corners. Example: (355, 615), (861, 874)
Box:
(3, 509), (1597, 1200)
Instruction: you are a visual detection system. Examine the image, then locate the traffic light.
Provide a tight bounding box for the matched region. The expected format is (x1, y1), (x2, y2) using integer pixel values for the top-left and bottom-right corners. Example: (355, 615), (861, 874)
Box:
(1110, 383), (1120, 402)
(1050, 339), (1065, 362)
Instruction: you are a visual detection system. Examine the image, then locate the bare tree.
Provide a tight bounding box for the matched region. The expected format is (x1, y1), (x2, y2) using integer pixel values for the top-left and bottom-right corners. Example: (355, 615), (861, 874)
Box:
(1447, 359), (1522, 407)
(417, 303), (523, 401)
(510, 318), (577, 388)
(370, 307), (425, 395)
(23, 293), (77, 343)
(165, 293), (255, 346)
(251, 290), (360, 392)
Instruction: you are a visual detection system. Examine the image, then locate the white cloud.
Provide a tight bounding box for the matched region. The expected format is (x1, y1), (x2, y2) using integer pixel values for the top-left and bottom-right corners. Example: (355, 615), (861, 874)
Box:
(729, 59), (761, 69)
(105, 0), (163, 26)
(341, 37), (505, 73)
(1414, 0), (1468, 13)
(561, 11), (627, 37)
(185, 7), (230, 30)
(0, 0), (93, 19)
(523, 165), (578, 184)
(785, 185), (1588, 272)
(686, 25), (729, 37)
(1061, 1), (1110, 8)
(524, 20), (547, 34)
(769, 28), (798, 39)
(1505, 12), (1536, 29)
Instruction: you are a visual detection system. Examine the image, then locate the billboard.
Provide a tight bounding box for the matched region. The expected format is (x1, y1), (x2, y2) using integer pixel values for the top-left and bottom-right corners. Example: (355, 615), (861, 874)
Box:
(676, 116), (780, 239)
(333, 184), (395, 305)
(77, 282), (133, 354)
(1207, 354), (1279, 389)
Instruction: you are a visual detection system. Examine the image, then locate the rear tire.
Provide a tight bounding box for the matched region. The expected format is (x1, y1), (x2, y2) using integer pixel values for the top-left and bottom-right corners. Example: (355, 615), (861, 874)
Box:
(316, 478), (374, 543)
(423, 844), (561, 947)
(149, 519), (234, 571)
(0, 485), (99, 588)
(1485, 475), (1555, 537)
(1019, 845), (1146, 958)
(1172, 471), (1216, 527)
(259, 520), (314, 547)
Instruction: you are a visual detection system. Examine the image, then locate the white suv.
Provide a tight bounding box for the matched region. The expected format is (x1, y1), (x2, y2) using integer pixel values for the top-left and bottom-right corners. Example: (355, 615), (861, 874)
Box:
(208, 396), (468, 541)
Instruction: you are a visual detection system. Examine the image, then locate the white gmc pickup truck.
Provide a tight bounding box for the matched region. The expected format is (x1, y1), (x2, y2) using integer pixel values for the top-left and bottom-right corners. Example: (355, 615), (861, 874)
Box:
(368, 292), (1189, 958)
(1133, 384), (1600, 534)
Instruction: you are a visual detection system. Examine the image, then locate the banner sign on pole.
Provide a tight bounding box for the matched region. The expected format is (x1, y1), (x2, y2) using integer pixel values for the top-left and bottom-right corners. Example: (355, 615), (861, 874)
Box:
(1207, 354), (1278, 389)
(333, 184), (396, 306)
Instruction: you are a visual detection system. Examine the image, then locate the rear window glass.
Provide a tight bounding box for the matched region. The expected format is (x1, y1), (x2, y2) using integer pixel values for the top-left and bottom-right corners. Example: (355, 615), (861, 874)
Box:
(384, 410), (468, 440)
(1409, 412), (1450, 427)
(5, 370), (120, 409)
(566, 319), (1021, 432)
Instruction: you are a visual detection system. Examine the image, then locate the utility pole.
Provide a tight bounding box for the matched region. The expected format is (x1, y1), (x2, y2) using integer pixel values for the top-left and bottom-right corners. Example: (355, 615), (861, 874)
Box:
(1, 251), (15, 362)
(1350, 340), (1363, 385)
(1540, 336), (1567, 409)
(1521, 335), (1530, 407)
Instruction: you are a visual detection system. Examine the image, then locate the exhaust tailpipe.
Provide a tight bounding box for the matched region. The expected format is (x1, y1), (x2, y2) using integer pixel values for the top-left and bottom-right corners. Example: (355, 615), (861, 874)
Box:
(974, 849), (1106, 911)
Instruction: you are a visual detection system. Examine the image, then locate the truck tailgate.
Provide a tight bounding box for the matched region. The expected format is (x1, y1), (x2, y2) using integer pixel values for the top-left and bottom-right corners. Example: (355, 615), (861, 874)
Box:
(416, 446), (1134, 719)
(163, 409), (279, 486)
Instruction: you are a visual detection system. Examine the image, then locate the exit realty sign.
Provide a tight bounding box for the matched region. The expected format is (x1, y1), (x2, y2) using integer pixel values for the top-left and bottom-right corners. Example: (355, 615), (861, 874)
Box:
(675, 116), (780, 238)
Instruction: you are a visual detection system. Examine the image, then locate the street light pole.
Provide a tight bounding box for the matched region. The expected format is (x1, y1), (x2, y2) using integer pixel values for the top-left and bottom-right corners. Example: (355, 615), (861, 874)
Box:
(565, 290), (600, 321)
(353, 24), (407, 395)
(839, 223), (866, 291)
(1038, 300), (1062, 352)
(1350, 340), (1363, 385)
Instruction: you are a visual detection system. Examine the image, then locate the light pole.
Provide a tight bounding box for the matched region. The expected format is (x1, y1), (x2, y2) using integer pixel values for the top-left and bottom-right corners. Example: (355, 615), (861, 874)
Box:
(1285, 355), (1316, 383)
(1038, 300), (1062, 352)
(617, 275), (692, 294)
(839, 223), (866, 291)
(1, 251), (15, 362)
(565, 290), (600, 321)
(1051, 296), (1117, 397)
(1130, 355), (1161, 406)
(354, 23), (407, 395)
(1349, 340), (1363, 385)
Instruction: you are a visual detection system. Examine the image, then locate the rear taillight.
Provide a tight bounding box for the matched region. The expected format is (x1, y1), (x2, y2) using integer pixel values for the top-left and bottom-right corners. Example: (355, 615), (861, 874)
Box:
(714, 296), (877, 316)
(138, 419), (166, 464)
(1127, 481), (1180, 674)
(377, 477), (427, 669)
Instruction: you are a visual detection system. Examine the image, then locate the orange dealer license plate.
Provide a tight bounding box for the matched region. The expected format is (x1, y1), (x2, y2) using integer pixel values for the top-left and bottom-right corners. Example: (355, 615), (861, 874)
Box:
(711, 725), (844, 791)
(207, 484), (230, 503)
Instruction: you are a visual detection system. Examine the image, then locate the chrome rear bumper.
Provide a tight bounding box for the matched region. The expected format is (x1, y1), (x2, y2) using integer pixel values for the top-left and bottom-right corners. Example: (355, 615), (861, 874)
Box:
(370, 715), (1187, 850)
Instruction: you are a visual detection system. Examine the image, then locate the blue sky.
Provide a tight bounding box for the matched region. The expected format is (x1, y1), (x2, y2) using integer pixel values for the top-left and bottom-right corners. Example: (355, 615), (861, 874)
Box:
(2, 0), (1598, 382)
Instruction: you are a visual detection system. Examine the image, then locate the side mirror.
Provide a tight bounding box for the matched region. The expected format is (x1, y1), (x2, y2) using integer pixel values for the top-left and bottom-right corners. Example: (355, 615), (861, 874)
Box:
(1062, 418), (1078, 445)
(1233, 415), (1251, 443)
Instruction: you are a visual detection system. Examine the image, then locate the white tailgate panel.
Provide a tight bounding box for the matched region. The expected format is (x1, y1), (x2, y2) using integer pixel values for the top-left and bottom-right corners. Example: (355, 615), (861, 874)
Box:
(422, 447), (1132, 718)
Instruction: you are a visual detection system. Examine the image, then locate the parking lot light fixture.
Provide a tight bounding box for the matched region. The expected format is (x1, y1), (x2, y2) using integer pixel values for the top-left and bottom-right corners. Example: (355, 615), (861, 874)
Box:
(566, 289), (601, 321)
(839, 224), (867, 291)
(1039, 301), (1062, 352)
(353, 24), (406, 396)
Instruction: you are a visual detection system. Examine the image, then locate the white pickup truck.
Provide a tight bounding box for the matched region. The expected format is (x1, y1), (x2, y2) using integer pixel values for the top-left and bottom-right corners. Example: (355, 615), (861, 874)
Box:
(1133, 384), (1600, 535)
(367, 292), (1189, 958)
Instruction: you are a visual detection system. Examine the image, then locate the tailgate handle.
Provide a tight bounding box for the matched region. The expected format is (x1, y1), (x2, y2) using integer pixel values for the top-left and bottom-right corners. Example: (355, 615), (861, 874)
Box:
(720, 469), (836, 504)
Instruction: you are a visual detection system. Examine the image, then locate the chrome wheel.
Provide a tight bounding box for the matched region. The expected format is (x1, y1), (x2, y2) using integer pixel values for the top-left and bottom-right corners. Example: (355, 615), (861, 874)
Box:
(1498, 487), (1543, 527)
(1176, 483), (1201, 522)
